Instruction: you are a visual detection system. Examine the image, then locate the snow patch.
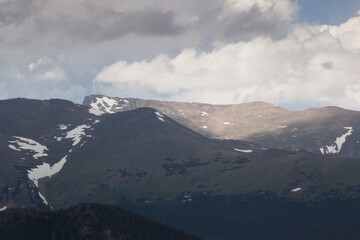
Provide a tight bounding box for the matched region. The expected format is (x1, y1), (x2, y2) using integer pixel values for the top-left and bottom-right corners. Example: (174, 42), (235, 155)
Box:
(65, 125), (91, 146)
(94, 120), (100, 124)
(0, 206), (7, 211)
(89, 96), (128, 115)
(224, 122), (231, 125)
(8, 144), (20, 151)
(278, 126), (287, 128)
(155, 111), (165, 122)
(320, 127), (353, 154)
(58, 124), (68, 130)
(202, 126), (208, 129)
(234, 149), (253, 153)
(80, 141), (87, 147)
(291, 188), (302, 192)
(201, 111), (209, 117)
(38, 192), (48, 205)
(182, 193), (192, 203)
(8, 136), (48, 159)
(28, 155), (67, 187)
(89, 108), (104, 116)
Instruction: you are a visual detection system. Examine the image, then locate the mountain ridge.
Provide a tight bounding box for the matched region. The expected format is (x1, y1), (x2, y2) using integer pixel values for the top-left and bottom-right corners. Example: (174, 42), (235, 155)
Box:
(83, 94), (360, 158)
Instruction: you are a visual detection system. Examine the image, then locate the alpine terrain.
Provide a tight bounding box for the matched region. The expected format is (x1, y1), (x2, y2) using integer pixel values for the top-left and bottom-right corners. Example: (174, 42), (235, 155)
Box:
(1, 97), (360, 239)
(84, 95), (360, 158)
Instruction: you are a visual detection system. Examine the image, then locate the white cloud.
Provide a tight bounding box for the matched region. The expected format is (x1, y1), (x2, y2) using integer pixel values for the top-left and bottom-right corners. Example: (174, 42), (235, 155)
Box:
(24, 56), (67, 81)
(325, 14), (360, 50)
(28, 57), (52, 72)
(0, 0), (297, 49)
(94, 14), (360, 110)
(41, 67), (66, 80)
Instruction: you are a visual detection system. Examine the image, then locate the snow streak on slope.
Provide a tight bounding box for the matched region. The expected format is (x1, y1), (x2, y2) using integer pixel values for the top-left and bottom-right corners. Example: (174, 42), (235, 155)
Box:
(234, 149), (253, 153)
(201, 111), (208, 117)
(27, 155), (68, 187)
(38, 192), (49, 205)
(291, 188), (302, 192)
(320, 127), (353, 154)
(155, 111), (165, 122)
(89, 96), (129, 115)
(8, 136), (48, 159)
(65, 125), (91, 146)
(0, 206), (7, 211)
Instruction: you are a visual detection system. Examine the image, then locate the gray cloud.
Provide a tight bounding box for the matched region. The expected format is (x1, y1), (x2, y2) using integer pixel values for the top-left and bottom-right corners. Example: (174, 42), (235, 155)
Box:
(0, 0), (302, 105)
(33, 7), (184, 43)
(221, 4), (288, 39)
(322, 61), (335, 69)
(0, 0), (297, 49)
(0, 0), (37, 26)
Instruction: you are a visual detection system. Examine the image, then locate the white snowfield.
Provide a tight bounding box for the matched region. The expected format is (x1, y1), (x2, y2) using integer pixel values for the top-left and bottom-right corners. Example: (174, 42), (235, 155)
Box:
(89, 96), (129, 115)
(65, 125), (91, 146)
(8, 144), (20, 151)
(0, 206), (7, 211)
(234, 149), (253, 153)
(27, 155), (68, 187)
(89, 108), (104, 116)
(291, 188), (302, 192)
(320, 127), (353, 154)
(224, 122), (231, 125)
(155, 111), (165, 122)
(8, 136), (48, 159)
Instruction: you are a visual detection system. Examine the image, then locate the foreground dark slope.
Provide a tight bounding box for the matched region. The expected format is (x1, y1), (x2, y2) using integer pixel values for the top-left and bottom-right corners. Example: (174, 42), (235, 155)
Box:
(84, 95), (360, 158)
(0, 203), (201, 240)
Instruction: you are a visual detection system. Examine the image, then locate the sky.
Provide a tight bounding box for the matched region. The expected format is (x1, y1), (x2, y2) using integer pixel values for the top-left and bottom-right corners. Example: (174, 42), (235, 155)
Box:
(0, 0), (360, 110)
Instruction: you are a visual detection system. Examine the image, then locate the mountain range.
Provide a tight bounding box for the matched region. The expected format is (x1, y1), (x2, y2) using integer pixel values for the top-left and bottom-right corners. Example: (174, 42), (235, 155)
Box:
(84, 95), (360, 158)
(1, 96), (360, 239)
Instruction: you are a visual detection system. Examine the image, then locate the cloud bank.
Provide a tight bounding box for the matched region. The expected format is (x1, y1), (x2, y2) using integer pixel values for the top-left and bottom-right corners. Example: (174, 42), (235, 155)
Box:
(1, 0), (360, 111)
(94, 12), (360, 110)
